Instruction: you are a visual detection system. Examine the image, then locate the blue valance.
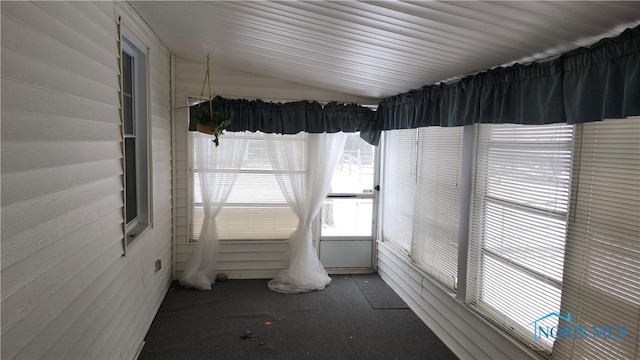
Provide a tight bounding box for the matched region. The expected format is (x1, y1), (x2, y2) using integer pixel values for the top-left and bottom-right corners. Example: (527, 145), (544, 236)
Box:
(562, 25), (640, 124)
(378, 25), (639, 130)
(190, 26), (638, 142)
(190, 96), (381, 145)
(378, 61), (565, 130)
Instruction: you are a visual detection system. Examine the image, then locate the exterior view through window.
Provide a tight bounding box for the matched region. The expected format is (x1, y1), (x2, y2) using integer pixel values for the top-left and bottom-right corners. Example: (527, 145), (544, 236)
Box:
(322, 133), (375, 238)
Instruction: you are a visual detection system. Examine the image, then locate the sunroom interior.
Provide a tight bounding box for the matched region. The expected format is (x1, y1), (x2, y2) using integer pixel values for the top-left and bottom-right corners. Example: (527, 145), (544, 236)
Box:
(1, 1), (639, 360)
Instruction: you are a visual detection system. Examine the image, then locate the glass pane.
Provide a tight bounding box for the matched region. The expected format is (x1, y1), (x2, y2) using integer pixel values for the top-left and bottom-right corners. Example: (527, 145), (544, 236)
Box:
(330, 133), (375, 194)
(482, 200), (566, 283)
(122, 52), (133, 95)
(123, 94), (134, 135)
(125, 138), (137, 224)
(243, 132), (307, 171)
(321, 198), (372, 237)
(122, 51), (135, 135)
(481, 255), (561, 350)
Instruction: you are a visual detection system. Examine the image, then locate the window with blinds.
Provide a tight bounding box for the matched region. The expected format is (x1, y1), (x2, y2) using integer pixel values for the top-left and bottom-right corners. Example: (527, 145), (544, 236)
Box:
(411, 127), (463, 288)
(190, 132), (301, 240)
(381, 127), (463, 290)
(467, 123), (574, 352)
(553, 117), (640, 360)
(380, 129), (417, 253)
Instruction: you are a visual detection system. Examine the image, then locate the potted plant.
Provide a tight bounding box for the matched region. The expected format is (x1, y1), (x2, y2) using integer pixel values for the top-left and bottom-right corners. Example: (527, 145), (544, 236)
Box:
(193, 104), (231, 146)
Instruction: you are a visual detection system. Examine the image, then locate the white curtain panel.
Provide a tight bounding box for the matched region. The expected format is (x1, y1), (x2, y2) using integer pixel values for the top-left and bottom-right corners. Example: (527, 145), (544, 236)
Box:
(267, 132), (348, 293)
(180, 133), (247, 290)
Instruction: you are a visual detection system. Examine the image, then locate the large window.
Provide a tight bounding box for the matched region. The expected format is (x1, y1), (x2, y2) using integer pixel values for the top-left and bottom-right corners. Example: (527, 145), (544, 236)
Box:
(191, 131), (300, 241)
(381, 126), (464, 290)
(554, 117), (639, 360)
(467, 123), (574, 352)
(380, 120), (640, 359)
(191, 131), (379, 243)
(122, 35), (149, 246)
(380, 129), (417, 253)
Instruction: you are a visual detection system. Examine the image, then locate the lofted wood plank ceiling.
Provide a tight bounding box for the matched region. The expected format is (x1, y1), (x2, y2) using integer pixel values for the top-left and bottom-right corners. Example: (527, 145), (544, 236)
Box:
(130, 1), (640, 100)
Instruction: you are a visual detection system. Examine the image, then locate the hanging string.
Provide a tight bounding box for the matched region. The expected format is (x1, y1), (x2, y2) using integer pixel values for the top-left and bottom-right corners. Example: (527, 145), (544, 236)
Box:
(207, 54), (213, 123)
(201, 55), (215, 125)
(171, 55), (213, 111)
(199, 54), (212, 106)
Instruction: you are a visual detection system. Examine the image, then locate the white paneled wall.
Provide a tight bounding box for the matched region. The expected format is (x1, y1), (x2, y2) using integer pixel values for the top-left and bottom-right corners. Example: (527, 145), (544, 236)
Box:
(1, 2), (172, 359)
(174, 56), (375, 280)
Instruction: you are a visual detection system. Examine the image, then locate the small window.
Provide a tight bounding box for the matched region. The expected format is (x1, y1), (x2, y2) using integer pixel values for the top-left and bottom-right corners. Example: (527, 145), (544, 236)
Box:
(122, 36), (149, 247)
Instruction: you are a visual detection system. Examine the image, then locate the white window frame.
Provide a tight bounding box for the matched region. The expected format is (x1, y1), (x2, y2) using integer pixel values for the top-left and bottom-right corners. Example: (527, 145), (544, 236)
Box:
(379, 126), (465, 291)
(466, 123), (574, 351)
(379, 122), (581, 356)
(320, 132), (379, 242)
(121, 30), (151, 248)
(188, 125), (301, 242)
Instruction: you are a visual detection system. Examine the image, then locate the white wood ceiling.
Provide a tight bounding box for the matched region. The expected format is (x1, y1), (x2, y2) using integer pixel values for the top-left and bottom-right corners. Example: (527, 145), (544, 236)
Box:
(129, 1), (640, 100)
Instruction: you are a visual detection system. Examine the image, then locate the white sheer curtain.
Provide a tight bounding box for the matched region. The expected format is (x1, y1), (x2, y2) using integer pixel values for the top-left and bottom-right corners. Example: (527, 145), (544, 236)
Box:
(180, 133), (247, 290)
(267, 132), (348, 293)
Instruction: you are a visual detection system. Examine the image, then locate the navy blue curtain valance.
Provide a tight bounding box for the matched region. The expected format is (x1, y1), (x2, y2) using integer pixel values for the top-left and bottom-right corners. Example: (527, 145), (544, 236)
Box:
(189, 96), (381, 145)
(378, 61), (565, 130)
(378, 25), (640, 130)
(562, 25), (640, 124)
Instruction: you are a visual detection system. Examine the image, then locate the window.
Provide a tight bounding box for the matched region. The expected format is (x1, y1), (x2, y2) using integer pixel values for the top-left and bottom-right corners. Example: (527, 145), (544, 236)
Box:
(467, 123), (574, 352)
(321, 133), (376, 238)
(379, 120), (639, 358)
(553, 117), (639, 360)
(190, 131), (300, 241)
(381, 126), (464, 290)
(191, 130), (380, 244)
(380, 129), (417, 253)
(122, 36), (149, 245)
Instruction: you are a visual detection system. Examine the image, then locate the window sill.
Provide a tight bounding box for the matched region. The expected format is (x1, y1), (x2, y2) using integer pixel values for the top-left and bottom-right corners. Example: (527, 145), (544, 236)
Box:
(125, 223), (150, 251)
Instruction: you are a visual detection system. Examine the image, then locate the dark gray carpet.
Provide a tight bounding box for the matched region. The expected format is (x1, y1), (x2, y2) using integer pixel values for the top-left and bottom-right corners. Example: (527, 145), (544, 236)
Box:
(352, 273), (409, 309)
(140, 274), (458, 360)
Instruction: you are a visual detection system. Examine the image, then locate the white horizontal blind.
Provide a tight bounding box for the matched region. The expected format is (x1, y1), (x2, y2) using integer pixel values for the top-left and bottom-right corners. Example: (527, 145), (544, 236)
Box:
(381, 129), (417, 252)
(468, 123), (574, 352)
(411, 127), (463, 289)
(553, 117), (640, 360)
(191, 132), (302, 240)
(191, 206), (298, 240)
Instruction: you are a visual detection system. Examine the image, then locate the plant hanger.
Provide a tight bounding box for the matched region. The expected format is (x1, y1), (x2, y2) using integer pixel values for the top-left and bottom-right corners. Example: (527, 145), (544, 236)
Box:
(194, 54), (231, 146)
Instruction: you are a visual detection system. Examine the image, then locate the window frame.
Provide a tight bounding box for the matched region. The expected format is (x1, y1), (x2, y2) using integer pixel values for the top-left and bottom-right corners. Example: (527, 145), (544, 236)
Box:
(468, 123), (574, 352)
(379, 122), (583, 356)
(189, 128), (303, 242)
(121, 31), (151, 249)
(320, 132), (379, 241)
(379, 126), (465, 291)
(188, 123), (381, 244)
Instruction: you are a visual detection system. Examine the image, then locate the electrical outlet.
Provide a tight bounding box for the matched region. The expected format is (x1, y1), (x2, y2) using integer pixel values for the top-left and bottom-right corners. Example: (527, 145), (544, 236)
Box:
(154, 259), (161, 272)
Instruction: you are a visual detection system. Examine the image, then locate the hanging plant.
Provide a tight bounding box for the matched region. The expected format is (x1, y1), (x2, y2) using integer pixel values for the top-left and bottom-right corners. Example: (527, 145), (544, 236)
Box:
(193, 54), (231, 146)
(194, 104), (231, 146)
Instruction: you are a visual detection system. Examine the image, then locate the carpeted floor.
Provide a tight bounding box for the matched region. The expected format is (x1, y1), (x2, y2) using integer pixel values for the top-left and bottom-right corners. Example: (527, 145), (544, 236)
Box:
(140, 273), (459, 360)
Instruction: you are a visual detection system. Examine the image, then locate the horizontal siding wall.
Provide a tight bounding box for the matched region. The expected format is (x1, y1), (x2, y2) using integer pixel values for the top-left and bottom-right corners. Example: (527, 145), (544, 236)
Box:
(174, 56), (376, 280)
(175, 241), (290, 279)
(377, 242), (542, 360)
(1, 2), (172, 359)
